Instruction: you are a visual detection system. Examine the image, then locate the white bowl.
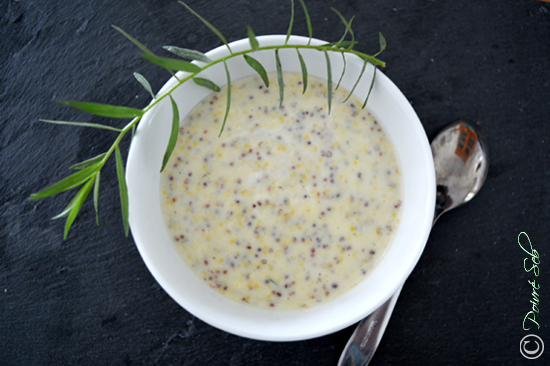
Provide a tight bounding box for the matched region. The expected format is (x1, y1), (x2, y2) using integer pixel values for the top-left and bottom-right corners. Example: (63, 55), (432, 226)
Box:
(126, 35), (435, 341)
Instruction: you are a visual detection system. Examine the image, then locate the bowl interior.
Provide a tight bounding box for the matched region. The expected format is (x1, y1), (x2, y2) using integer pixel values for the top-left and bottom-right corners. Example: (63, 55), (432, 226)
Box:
(126, 35), (435, 341)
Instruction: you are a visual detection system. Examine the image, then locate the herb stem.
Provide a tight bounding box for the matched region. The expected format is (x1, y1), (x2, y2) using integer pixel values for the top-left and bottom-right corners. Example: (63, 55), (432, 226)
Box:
(68, 43), (384, 189)
(136, 44), (384, 125)
(98, 116), (141, 168)
(35, 2), (389, 239)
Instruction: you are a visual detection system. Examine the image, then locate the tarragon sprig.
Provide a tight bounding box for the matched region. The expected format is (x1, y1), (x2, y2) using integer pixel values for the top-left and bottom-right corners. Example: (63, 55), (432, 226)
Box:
(30, 0), (387, 239)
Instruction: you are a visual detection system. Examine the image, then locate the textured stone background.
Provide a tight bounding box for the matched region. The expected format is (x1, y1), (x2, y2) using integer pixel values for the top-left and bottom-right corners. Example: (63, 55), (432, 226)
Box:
(1, 0), (549, 365)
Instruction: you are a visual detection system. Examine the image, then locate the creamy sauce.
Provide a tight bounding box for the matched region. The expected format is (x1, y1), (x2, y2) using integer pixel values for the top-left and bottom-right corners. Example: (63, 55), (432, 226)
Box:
(161, 73), (402, 310)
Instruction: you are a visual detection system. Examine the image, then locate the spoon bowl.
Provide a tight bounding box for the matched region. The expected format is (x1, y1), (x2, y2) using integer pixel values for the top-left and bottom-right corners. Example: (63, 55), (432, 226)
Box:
(432, 120), (489, 222)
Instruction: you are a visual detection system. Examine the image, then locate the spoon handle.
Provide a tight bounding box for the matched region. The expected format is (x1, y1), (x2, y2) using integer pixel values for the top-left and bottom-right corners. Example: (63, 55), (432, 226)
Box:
(338, 199), (439, 366)
(337, 286), (402, 366)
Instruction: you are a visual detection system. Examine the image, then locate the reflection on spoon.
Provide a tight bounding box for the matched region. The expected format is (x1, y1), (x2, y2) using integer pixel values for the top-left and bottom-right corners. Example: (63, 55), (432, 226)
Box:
(433, 121), (488, 222)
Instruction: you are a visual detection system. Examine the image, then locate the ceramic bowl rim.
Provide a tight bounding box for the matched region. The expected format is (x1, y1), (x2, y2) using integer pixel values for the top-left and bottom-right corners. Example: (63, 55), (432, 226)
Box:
(126, 35), (435, 341)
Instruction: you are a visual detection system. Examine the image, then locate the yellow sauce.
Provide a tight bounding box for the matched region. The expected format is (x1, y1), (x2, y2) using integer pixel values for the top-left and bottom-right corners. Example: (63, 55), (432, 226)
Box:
(161, 73), (402, 310)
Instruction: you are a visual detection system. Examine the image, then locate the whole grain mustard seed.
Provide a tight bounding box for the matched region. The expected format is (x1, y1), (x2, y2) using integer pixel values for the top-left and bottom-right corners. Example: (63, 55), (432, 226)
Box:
(161, 73), (402, 310)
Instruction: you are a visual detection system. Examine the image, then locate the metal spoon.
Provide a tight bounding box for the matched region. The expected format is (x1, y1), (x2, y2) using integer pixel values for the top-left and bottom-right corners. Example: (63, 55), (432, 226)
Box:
(337, 120), (489, 366)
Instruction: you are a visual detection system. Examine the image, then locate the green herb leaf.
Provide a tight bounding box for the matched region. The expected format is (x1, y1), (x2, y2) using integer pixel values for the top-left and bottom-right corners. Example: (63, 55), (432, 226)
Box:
(111, 25), (154, 55)
(343, 58), (369, 103)
(297, 49), (308, 94)
(275, 49), (284, 108)
(298, 0), (312, 45)
(243, 55), (269, 88)
(179, 1), (232, 54)
(93, 172), (100, 225)
(62, 177), (95, 239)
(362, 66), (377, 109)
(163, 46), (212, 63)
(161, 96), (180, 172)
(51, 189), (82, 220)
(331, 8), (355, 49)
(285, 0), (295, 45)
(57, 101), (143, 119)
(374, 32), (387, 57)
(30, 162), (102, 201)
(133, 72), (156, 99)
(336, 16), (354, 48)
(115, 146), (129, 237)
(247, 26), (259, 51)
(218, 61), (232, 137)
(325, 51), (332, 114)
(193, 77), (221, 92)
(142, 54), (202, 73)
(69, 153), (107, 170)
(39, 119), (122, 132)
(335, 52), (346, 91)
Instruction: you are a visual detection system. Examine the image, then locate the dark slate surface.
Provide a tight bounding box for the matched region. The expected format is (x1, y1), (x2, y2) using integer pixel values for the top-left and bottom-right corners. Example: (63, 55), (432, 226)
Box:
(1, 0), (549, 365)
